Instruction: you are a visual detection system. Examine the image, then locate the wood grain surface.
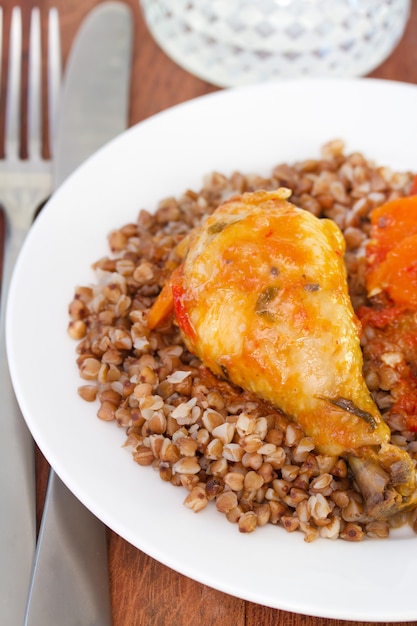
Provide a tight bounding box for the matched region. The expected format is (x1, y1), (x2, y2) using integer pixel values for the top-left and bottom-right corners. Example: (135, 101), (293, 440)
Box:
(1, 1), (417, 624)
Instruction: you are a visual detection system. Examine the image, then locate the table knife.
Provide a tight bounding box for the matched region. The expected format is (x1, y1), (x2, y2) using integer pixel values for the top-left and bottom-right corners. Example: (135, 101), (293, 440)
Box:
(24, 4), (133, 624)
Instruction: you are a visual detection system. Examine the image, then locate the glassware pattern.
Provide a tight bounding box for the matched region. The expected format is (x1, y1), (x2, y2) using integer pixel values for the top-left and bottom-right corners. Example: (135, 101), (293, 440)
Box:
(140, 0), (411, 87)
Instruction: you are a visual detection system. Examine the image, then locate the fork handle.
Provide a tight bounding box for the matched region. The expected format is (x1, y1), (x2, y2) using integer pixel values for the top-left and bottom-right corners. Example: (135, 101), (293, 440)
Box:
(0, 214), (36, 626)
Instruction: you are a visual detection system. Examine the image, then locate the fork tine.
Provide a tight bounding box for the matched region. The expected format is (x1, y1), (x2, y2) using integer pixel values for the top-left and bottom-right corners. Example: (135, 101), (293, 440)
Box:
(47, 8), (62, 155)
(5, 7), (22, 160)
(27, 7), (42, 160)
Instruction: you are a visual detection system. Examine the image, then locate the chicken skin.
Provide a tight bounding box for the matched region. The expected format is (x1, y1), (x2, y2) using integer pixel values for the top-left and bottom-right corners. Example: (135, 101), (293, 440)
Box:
(148, 188), (417, 520)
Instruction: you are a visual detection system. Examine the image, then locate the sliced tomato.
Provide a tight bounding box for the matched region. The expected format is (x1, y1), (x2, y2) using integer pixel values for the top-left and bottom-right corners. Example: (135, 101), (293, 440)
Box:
(366, 195), (417, 307)
(369, 195), (417, 262)
(368, 234), (417, 308)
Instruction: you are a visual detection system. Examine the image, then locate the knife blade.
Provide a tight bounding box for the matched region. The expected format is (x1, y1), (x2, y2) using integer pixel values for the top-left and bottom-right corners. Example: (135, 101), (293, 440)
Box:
(53, 2), (132, 187)
(24, 4), (133, 625)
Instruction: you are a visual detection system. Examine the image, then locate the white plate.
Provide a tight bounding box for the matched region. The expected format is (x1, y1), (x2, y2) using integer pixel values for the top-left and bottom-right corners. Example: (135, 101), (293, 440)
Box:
(7, 78), (417, 622)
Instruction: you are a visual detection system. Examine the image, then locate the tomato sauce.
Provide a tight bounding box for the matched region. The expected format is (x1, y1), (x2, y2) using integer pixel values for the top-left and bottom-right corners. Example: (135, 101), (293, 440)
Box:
(361, 190), (417, 431)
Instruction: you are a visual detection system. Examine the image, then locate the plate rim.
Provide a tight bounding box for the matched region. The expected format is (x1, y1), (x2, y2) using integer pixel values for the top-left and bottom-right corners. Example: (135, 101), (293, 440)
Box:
(7, 77), (417, 622)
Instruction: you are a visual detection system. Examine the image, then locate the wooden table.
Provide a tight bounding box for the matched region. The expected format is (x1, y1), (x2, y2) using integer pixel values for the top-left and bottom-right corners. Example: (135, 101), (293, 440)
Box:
(1, 1), (417, 624)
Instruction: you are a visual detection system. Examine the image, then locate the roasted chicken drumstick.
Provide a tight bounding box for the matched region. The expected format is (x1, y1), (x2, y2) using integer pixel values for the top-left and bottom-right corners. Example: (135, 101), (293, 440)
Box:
(148, 188), (417, 520)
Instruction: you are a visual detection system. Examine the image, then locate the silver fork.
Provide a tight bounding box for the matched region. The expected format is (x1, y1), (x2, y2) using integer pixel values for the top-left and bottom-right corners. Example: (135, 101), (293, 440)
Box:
(0, 7), (61, 625)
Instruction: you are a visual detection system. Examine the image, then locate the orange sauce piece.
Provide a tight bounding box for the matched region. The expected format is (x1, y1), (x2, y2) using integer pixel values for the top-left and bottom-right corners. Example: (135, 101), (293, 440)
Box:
(361, 187), (417, 431)
(366, 195), (417, 307)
